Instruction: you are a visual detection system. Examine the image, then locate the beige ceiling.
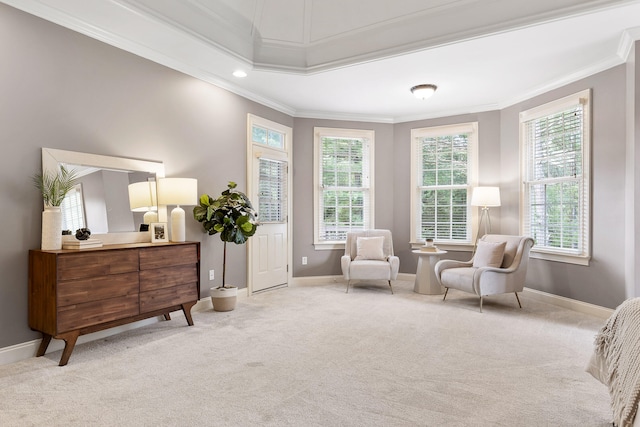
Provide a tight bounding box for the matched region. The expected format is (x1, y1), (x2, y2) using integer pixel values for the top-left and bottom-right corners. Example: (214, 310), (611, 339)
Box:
(4, 0), (640, 122)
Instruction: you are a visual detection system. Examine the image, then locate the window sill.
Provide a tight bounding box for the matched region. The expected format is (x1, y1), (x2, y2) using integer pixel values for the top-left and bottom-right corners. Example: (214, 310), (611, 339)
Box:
(530, 249), (590, 266)
(410, 242), (473, 252)
(314, 242), (345, 251)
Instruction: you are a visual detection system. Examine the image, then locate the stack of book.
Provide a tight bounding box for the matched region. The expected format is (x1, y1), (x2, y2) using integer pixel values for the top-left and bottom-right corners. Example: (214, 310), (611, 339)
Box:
(62, 239), (103, 250)
(420, 243), (439, 252)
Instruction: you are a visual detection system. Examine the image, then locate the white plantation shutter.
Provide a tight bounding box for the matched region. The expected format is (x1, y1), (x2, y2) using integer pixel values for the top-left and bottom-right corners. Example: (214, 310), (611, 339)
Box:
(520, 89), (591, 264)
(258, 158), (287, 223)
(314, 128), (374, 245)
(61, 184), (85, 232)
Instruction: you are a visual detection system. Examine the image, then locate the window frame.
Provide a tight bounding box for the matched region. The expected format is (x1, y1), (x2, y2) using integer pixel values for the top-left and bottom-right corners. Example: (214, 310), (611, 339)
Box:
(519, 89), (591, 265)
(410, 122), (478, 249)
(313, 127), (375, 250)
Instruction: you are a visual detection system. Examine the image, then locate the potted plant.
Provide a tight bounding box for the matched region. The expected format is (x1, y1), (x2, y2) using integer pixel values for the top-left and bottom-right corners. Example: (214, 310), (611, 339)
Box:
(32, 165), (78, 250)
(193, 181), (258, 311)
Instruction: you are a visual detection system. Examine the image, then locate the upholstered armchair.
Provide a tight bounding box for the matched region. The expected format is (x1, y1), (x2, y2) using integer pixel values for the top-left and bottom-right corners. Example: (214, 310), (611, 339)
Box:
(341, 229), (399, 294)
(434, 234), (534, 312)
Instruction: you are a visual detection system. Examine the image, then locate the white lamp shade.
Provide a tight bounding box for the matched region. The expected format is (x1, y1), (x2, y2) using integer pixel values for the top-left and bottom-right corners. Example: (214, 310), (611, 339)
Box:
(128, 181), (158, 212)
(471, 186), (501, 207)
(157, 178), (198, 206)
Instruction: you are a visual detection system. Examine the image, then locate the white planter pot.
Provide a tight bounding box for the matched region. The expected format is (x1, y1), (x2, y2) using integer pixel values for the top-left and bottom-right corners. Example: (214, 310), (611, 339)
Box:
(41, 206), (62, 250)
(210, 286), (237, 312)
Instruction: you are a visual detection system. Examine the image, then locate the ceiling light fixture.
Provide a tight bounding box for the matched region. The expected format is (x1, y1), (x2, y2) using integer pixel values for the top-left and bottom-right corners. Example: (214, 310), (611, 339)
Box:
(411, 84), (437, 100)
(233, 70), (247, 78)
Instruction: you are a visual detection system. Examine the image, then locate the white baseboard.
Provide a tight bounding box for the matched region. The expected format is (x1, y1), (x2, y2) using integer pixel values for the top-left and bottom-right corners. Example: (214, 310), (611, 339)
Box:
(0, 317), (160, 367)
(289, 275), (613, 320)
(0, 298), (213, 367)
(1, 285), (612, 366)
(290, 273), (415, 286)
(522, 287), (613, 319)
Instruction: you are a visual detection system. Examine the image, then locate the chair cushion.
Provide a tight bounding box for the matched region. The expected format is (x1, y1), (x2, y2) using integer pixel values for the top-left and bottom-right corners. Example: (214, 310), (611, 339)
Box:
(473, 240), (506, 268)
(441, 267), (476, 293)
(355, 236), (386, 260)
(349, 260), (392, 280)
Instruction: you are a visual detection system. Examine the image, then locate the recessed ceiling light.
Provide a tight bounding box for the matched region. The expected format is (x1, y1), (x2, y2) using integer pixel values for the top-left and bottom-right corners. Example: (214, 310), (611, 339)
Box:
(410, 84), (437, 100)
(233, 70), (247, 78)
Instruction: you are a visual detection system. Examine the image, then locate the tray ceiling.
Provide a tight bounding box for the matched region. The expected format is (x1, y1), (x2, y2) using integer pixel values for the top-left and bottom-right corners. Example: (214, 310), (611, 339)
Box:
(4, 0), (640, 122)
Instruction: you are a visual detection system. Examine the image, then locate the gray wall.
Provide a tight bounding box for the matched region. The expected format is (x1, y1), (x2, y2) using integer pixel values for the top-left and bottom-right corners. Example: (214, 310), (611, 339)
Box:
(291, 118), (395, 276)
(0, 4), (291, 348)
(1, 2), (638, 351)
(500, 66), (628, 308)
(392, 111), (502, 274)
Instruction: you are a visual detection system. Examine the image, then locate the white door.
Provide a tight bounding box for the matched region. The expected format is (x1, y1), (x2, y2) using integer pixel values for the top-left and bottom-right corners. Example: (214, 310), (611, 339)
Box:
(247, 115), (292, 294)
(252, 156), (288, 292)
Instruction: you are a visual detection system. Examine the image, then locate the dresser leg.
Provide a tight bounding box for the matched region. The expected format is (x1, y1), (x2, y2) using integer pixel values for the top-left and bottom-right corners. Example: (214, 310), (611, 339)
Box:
(163, 313), (172, 321)
(36, 334), (52, 357)
(182, 301), (196, 326)
(58, 331), (80, 366)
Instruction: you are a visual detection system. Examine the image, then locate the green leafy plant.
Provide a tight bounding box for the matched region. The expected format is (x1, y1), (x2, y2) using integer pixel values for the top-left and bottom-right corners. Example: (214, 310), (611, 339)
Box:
(32, 165), (78, 207)
(193, 181), (258, 288)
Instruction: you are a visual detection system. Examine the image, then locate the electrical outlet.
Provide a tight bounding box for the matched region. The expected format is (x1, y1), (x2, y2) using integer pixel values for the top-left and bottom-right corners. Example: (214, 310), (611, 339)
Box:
(209, 269), (215, 280)
(302, 256), (308, 265)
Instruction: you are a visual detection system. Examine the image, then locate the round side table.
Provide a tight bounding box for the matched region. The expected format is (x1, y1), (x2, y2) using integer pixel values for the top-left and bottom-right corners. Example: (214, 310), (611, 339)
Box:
(412, 249), (448, 295)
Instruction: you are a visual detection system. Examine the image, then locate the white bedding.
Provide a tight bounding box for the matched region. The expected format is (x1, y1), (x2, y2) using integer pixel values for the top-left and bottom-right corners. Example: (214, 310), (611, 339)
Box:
(586, 297), (640, 427)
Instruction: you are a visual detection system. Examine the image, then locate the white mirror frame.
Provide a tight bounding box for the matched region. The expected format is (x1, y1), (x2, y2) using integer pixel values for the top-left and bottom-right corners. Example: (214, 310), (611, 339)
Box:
(42, 148), (166, 245)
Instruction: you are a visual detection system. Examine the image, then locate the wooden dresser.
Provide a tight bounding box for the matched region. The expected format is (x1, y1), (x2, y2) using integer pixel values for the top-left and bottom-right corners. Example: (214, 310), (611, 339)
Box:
(28, 241), (200, 366)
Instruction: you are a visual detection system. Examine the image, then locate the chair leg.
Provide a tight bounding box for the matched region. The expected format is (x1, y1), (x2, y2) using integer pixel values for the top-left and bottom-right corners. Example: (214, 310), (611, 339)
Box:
(514, 292), (522, 308)
(479, 296), (483, 313)
(442, 288), (449, 301)
(388, 280), (394, 295)
(346, 280), (350, 293)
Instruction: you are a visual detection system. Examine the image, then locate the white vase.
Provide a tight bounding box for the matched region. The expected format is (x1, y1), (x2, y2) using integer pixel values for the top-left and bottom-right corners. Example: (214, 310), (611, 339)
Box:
(210, 286), (238, 312)
(41, 206), (62, 250)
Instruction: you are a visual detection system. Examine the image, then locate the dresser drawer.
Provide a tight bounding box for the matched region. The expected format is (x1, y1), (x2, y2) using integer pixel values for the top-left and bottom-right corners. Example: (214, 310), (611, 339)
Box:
(57, 294), (139, 332)
(139, 265), (198, 292)
(139, 244), (198, 270)
(57, 272), (139, 306)
(140, 283), (197, 314)
(57, 250), (139, 281)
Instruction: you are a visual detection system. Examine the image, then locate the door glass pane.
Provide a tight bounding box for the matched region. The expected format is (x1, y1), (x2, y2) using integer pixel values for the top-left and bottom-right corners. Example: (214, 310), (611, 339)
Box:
(258, 158), (287, 223)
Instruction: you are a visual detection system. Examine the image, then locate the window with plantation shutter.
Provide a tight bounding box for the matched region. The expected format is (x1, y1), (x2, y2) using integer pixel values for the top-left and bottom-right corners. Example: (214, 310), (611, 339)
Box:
(314, 127), (374, 248)
(61, 184), (86, 232)
(520, 89), (591, 265)
(410, 122), (478, 246)
(258, 158), (287, 223)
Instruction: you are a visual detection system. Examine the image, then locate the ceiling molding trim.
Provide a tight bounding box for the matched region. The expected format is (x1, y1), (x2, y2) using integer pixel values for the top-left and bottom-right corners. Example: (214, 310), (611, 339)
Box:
(115, 0), (255, 66)
(1, 0), (124, 48)
(292, 110), (395, 124)
(497, 55), (626, 111)
(0, 0), (296, 118)
(618, 26), (640, 61)
(392, 103), (502, 124)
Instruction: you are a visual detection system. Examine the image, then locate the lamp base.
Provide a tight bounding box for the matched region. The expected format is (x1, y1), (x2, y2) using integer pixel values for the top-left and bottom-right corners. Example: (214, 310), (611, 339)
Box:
(143, 210), (158, 225)
(170, 206), (185, 242)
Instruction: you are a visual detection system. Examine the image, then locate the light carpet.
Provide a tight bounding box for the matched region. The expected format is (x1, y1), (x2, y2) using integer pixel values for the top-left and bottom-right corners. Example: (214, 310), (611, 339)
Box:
(0, 280), (612, 426)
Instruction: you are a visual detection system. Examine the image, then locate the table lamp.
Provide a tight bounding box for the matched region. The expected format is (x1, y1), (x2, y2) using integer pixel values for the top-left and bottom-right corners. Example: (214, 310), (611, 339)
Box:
(157, 177), (198, 242)
(128, 181), (158, 225)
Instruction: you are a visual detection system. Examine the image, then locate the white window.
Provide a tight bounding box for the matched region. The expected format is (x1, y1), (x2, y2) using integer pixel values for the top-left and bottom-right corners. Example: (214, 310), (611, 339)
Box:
(61, 183), (86, 233)
(410, 122), (478, 246)
(314, 127), (374, 249)
(252, 123), (285, 149)
(520, 89), (591, 265)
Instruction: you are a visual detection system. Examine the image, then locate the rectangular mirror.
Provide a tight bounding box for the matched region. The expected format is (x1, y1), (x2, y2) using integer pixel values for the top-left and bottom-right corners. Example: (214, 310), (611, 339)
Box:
(42, 148), (166, 244)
